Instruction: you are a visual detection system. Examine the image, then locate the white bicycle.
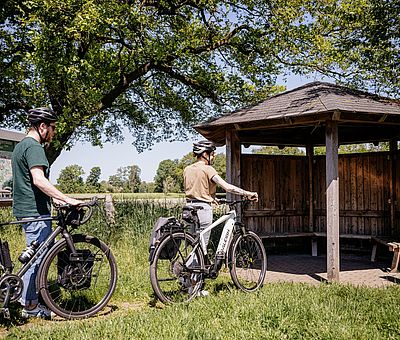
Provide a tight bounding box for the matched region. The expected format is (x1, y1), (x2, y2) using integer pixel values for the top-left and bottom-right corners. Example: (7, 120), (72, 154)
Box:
(149, 199), (267, 304)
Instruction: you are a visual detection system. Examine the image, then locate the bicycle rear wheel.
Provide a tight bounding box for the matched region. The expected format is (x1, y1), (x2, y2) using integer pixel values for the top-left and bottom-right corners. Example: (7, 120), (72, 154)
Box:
(229, 231), (267, 292)
(38, 234), (117, 319)
(150, 232), (204, 304)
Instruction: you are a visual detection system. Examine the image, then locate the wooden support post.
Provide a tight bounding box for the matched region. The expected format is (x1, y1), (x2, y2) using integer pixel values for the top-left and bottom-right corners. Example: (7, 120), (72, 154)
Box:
(226, 130), (242, 221)
(326, 120), (340, 282)
(104, 194), (116, 225)
(226, 130), (241, 201)
(306, 144), (314, 233)
(390, 140), (397, 237)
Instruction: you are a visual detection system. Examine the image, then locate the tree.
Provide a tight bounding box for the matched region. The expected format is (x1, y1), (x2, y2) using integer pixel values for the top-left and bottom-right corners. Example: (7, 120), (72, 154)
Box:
(86, 166), (101, 192)
(128, 165), (141, 193)
(154, 159), (180, 193)
(56, 164), (85, 193)
(139, 181), (155, 193)
(252, 146), (305, 155)
(1, 0), (288, 163)
(162, 176), (176, 195)
(2, 1), (399, 165)
(314, 142), (390, 155)
(108, 165), (141, 192)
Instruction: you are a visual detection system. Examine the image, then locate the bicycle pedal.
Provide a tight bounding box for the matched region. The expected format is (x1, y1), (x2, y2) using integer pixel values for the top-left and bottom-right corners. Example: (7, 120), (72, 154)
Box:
(0, 307), (10, 319)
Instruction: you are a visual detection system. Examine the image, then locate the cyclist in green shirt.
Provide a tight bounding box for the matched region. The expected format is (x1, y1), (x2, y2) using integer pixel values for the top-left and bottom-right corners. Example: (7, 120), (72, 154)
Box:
(12, 107), (83, 319)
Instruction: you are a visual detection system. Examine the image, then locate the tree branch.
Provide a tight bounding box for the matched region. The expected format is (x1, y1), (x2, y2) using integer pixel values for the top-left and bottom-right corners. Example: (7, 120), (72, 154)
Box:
(156, 64), (219, 102)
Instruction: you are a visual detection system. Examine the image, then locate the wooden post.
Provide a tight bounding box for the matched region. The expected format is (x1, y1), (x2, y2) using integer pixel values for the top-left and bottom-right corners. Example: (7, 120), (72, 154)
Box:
(226, 129), (241, 201)
(390, 140), (397, 237)
(104, 194), (116, 225)
(306, 144), (314, 233)
(325, 120), (340, 282)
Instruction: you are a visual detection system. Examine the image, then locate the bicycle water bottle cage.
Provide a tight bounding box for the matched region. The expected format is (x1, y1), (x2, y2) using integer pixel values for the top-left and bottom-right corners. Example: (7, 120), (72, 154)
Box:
(57, 250), (95, 290)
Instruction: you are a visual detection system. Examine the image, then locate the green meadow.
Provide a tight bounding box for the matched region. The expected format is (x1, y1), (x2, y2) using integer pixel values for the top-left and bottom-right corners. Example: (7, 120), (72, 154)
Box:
(1, 200), (400, 339)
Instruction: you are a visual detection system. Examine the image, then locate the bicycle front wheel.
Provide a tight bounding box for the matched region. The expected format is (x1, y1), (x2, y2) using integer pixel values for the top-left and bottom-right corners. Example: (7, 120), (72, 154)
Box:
(38, 234), (117, 319)
(150, 232), (204, 304)
(229, 231), (267, 292)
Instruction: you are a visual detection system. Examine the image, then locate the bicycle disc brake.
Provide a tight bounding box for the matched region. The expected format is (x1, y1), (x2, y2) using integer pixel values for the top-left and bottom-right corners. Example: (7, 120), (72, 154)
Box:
(0, 274), (23, 303)
(58, 250), (95, 290)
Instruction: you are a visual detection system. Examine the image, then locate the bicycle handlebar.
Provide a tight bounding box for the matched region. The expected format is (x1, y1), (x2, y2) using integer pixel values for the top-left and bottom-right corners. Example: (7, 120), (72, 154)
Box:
(54, 196), (98, 210)
(217, 198), (255, 206)
(58, 197), (98, 225)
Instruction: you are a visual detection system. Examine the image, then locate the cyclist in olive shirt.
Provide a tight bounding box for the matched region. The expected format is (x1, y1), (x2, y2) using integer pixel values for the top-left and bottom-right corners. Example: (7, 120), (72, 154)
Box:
(183, 140), (257, 297)
(12, 107), (82, 319)
(184, 140), (258, 249)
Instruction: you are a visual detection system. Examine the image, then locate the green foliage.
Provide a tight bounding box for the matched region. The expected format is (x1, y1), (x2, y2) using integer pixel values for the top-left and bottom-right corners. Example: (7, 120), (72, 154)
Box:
(252, 146), (305, 155)
(1, 0), (286, 162)
(86, 166), (101, 192)
(154, 159), (181, 193)
(315, 142), (390, 155)
(56, 164), (85, 193)
(1, 0), (399, 167)
(138, 181), (156, 193)
(108, 165), (142, 193)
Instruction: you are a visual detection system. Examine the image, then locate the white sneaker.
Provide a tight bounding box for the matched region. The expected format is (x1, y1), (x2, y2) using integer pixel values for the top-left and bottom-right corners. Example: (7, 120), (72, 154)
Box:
(21, 304), (52, 319)
(197, 290), (209, 297)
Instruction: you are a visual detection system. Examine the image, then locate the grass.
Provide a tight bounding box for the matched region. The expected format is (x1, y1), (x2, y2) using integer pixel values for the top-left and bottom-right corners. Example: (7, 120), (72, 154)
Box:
(1, 201), (400, 339)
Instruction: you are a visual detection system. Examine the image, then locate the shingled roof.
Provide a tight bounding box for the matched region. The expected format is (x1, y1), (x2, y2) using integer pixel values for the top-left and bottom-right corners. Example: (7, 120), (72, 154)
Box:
(195, 82), (400, 147)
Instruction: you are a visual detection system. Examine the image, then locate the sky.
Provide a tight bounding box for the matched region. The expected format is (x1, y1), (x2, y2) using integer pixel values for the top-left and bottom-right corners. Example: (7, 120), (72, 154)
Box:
(49, 73), (326, 183)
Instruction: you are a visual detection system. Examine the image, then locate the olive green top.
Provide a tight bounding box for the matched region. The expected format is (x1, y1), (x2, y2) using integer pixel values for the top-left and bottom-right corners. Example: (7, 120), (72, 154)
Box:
(183, 161), (217, 203)
(12, 137), (51, 217)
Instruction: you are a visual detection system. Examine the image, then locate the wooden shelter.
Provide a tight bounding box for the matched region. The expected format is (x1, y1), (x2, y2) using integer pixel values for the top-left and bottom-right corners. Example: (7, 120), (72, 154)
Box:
(195, 82), (400, 282)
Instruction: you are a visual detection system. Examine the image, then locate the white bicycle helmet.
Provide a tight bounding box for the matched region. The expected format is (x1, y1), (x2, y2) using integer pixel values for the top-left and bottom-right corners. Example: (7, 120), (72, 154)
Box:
(193, 140), (216, 156)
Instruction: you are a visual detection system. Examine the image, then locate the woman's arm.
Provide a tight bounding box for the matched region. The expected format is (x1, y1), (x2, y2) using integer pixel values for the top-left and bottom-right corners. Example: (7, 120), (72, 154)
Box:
(212, 174), (258, 200)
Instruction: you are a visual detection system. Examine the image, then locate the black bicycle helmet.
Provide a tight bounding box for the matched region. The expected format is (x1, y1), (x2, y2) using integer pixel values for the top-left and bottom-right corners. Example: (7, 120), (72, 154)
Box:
(193, 140), (216, 156)
(27, 107), (58, 125)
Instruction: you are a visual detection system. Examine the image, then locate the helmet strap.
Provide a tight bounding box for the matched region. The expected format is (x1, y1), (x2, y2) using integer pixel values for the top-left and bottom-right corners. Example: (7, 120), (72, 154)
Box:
(33, 124), (47, 145)
(201, 153), (213, 165)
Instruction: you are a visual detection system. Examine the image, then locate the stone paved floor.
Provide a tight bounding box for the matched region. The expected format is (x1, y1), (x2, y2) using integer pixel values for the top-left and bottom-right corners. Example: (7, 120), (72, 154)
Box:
(265, 254), (400, 287)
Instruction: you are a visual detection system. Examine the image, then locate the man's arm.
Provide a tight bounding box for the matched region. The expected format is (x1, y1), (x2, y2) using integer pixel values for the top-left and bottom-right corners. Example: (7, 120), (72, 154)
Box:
(211, 174), (258, 200)
(30, 166), (83, 205)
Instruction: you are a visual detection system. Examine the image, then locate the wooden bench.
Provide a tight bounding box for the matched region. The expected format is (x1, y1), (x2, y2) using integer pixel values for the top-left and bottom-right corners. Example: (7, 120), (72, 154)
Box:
(388, 243), (400, 272)
(260, 232), (372, 255)
(371, 237), (400, 272)
(260, 232), (400, 272)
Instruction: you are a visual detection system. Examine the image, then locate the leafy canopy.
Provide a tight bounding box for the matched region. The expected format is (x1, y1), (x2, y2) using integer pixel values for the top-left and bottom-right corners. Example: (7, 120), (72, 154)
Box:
(1, 0), (399, 163)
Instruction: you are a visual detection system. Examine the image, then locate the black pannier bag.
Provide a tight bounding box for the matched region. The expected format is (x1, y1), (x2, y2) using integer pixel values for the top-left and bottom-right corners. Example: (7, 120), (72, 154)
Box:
(148, 217), (183, 263)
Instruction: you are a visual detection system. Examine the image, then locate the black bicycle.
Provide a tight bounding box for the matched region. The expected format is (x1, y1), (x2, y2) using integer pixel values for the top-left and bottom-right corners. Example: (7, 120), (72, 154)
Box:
(149, 199), (267, 304)
(0, 198), (117, 319)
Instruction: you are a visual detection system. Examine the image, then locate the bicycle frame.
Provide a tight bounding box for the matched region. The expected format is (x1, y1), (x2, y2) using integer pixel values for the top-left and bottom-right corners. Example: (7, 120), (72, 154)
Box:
(197, 208), (236, 258)
(3, 216), (77, 278)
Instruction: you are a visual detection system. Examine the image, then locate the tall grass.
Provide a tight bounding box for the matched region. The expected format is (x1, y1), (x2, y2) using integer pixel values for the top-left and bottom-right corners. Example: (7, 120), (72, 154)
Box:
(1, 201), (400, 339)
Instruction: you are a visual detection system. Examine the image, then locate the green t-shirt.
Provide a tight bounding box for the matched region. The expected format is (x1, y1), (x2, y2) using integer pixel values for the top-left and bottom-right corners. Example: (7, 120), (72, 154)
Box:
(12, 137), (51, 218)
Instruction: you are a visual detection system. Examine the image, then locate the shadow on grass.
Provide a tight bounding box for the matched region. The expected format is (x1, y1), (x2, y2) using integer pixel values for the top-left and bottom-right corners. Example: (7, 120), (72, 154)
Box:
(0, 303), (30, 328)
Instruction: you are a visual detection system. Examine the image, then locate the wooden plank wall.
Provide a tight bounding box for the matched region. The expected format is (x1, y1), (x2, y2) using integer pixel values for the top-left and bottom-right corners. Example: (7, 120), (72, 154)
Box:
(241, 152), (395, 237)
